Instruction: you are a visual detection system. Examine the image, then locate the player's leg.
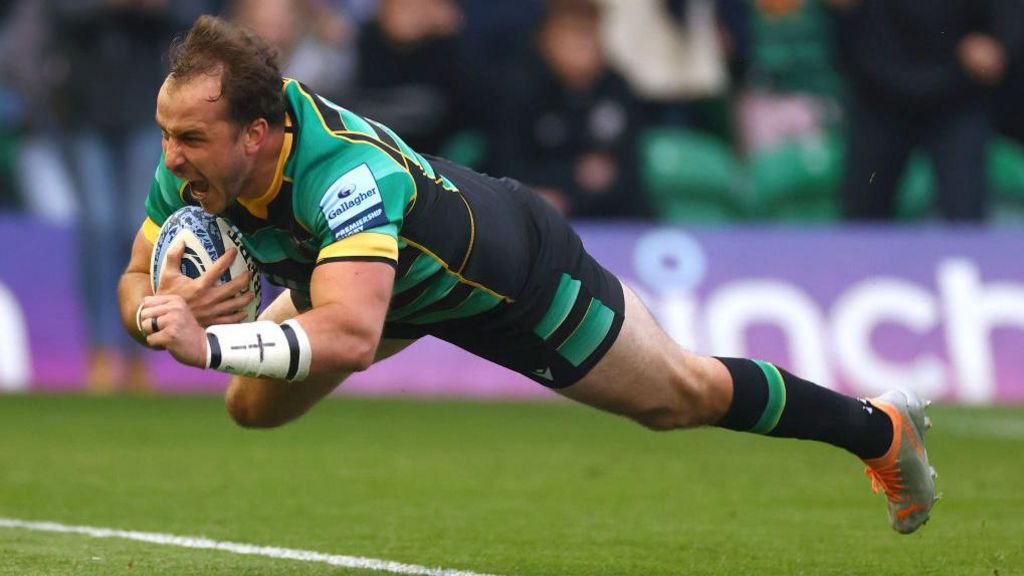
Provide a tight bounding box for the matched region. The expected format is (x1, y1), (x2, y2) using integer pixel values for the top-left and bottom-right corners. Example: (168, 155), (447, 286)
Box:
(562, 283), (891, 447)
(224, 290), (415, 428)
(556, 284), (731, 430)
(560, 282), (936, 532)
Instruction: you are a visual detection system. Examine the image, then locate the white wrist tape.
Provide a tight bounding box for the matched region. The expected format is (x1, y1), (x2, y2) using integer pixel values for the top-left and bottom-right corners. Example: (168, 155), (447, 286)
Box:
(205, 319), (312, 381)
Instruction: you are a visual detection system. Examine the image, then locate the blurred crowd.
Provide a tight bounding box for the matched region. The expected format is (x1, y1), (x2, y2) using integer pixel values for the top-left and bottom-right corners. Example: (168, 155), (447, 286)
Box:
(1, 0), (1023, 388)
(2, 0), (1024, 224)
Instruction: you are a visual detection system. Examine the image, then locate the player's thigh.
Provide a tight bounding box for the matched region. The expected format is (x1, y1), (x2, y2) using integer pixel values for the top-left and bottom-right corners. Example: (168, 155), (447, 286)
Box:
(557, 283), (714, 420)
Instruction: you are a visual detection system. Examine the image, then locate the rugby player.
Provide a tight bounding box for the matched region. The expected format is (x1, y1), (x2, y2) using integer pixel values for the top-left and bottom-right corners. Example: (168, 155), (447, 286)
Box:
(118, 15), (937, 533)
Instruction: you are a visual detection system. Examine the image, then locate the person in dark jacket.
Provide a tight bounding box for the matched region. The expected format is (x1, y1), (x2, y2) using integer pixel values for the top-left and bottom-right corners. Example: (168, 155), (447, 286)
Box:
(489, 0), (645, 219)
(347, 0), (484, 155)
(830, 0), (1024, 222)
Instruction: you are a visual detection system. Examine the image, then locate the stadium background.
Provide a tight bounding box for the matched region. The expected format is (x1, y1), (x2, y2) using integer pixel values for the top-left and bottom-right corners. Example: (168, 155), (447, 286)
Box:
(1, 1), (1023, 575)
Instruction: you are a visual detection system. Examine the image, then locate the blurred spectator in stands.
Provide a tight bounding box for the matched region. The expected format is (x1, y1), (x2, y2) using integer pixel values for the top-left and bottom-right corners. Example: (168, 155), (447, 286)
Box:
(490, 0), (645, 218)
(594, 0), (741, 137)
(994, 31), (1024, 145)
(0, 0), (17, 210)
(0, 84), (17, 210)
(735, 0), (842, 156)
(345, 0), (485, 155)
(231, 0), (355, 102)
(51, 0), (212, 391)
(830, 0), (1024, 222)
(457, 0), (544, 100)
(0, 0), (77, 221)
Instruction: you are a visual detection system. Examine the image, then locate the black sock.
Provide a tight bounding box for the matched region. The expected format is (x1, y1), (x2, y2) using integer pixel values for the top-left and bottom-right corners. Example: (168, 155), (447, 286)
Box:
(714, 357), (893, 459)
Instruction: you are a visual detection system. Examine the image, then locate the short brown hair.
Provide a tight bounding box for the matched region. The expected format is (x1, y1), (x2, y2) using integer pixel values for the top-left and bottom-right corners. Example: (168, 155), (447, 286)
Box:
(167, 15), (286, 127)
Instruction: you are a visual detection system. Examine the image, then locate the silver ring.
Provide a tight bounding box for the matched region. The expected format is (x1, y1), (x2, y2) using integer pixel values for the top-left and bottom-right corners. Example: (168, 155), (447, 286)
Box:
(151, 317), (159, 333)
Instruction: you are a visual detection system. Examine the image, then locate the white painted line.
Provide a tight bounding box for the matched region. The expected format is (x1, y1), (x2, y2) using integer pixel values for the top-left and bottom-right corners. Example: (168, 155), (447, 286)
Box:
(0, 518), (502, 576)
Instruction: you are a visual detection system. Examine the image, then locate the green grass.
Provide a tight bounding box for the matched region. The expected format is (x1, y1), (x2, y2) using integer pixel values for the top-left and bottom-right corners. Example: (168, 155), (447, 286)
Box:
(0, 394), (1022, 575)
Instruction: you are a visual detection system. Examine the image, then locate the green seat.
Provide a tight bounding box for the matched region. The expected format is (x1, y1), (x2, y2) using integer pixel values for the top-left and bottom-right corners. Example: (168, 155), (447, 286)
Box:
(990, 138), (1024, 222)
(896, 139), (1024, 221)
(895, 154), (934, 221)
(438, 129), (487, 170)
(640, 128), (745, 223)
(749, 134), (842, 222)
(0, 128), (19, 209)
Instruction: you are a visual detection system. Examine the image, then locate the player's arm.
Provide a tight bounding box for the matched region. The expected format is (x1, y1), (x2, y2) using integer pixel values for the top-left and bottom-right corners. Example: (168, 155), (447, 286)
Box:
(118, 228), (158, 345)
(215, 260), (395, 429)
(140, 256), (394, 378)
(293, 259), (394, 373)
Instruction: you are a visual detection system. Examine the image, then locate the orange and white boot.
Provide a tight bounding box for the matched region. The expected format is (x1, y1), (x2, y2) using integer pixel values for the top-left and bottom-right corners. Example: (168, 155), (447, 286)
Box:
(862, 389), (939, 534)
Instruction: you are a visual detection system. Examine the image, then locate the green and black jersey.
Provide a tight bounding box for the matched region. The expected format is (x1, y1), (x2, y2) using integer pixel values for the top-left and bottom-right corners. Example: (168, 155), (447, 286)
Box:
(142, 79), (625, 388)
(144, 78), (512, 325)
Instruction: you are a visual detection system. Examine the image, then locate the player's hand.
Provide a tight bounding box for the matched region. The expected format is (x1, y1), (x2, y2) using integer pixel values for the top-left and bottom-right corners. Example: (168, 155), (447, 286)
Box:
(140, 294), (208, 368)
(157, 242), (255, 327)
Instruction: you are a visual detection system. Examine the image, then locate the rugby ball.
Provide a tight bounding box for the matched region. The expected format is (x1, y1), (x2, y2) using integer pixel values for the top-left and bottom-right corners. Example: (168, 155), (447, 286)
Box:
(150, 206), (261, 322)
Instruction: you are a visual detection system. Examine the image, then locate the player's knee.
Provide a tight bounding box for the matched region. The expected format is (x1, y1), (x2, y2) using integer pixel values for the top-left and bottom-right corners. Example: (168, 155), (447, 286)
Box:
(630, 367), (722, 431)
(630, 402), (704, 431)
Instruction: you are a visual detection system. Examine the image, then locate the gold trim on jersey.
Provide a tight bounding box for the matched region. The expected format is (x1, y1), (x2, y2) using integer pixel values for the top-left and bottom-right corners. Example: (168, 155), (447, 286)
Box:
(291, 81), (419, 215)
(455, 191), (475, 274)
(400, 236), (514, 303)
(141, 217), (161, 244)
(317, 232), (399, 263)
(237, 113), (295, 219)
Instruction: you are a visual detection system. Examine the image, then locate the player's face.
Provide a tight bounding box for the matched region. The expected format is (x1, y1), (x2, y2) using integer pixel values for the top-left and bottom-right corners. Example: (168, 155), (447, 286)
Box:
(155, 74), (253, 214)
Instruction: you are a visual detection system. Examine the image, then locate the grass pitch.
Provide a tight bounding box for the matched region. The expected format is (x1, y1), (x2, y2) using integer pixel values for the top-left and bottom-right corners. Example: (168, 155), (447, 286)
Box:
(0, 394), (1021, 575)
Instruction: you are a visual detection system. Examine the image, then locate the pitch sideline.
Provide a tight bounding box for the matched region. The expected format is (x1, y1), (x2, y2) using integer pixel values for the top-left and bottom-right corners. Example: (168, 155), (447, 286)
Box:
(0, 517), (502, 576)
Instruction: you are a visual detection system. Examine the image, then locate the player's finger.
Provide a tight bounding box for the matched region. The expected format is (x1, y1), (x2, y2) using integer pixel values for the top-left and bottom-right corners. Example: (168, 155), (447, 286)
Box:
(205, 292), (253, 319)
(198, 247), (238, 287)
(146, 331), (170, 350)
(139, 301), (182, 324)
(200, 271), (252, 308)
(222, 269), (252, 293)
(142, 294), (179, 309)
(209, 309), (250, 326)
(158, 241), (187, 287)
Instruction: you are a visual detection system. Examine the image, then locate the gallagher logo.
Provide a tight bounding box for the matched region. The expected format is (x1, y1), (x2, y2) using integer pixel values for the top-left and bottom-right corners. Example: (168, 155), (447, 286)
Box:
(337, 184), (357, 199)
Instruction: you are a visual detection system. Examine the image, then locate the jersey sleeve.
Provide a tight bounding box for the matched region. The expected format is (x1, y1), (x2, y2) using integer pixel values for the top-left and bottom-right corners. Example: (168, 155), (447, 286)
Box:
(141, 155), (187, 243)
(296, 144), (414, 266)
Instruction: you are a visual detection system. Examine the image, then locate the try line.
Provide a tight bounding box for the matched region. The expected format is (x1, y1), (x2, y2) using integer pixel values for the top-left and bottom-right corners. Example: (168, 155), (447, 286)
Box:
(0, 517), (502, 576)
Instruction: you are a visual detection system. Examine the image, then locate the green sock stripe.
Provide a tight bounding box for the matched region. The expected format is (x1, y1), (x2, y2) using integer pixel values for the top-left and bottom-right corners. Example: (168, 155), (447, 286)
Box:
(750, 360), (786, 434)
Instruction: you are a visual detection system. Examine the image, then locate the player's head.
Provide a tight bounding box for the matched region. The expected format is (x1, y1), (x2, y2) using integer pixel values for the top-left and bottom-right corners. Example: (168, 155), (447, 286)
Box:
(156, 15), (286, 214)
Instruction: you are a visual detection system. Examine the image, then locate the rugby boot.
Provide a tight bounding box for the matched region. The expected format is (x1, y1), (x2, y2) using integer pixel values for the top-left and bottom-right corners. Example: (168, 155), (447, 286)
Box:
(862, 389), (938, 534)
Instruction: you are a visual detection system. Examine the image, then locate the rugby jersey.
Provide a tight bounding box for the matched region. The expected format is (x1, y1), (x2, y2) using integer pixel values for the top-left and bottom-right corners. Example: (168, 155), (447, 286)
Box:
(142, 79), (512, 325)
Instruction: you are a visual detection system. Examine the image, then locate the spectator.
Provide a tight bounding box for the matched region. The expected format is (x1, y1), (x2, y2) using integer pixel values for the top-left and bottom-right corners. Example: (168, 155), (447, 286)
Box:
(735, 0), (842, 156)
(230, 0), (355, 101)
(830, 0), (1024, 222)
(994, 29), (1024, 145)
(50, 0), (212, 391)
(456, 0), (544, 95)
(346, 0), (484, 155)
(490, 0), (645, 219)
(594, 0), (736, 134)
(0, 0), (77, 222)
